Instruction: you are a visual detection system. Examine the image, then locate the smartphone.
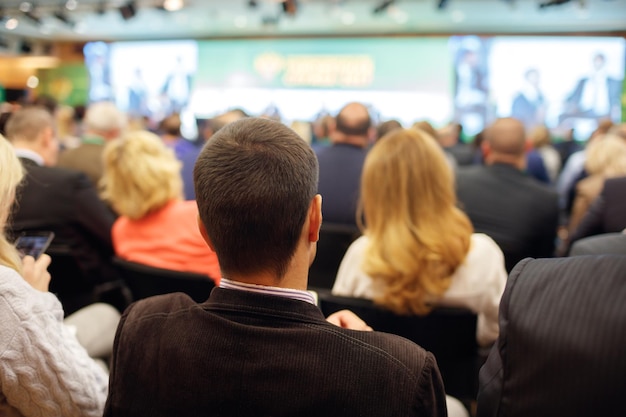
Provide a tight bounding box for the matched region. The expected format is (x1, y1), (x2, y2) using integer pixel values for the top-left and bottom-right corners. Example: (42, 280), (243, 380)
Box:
(15, 232), (55, 259)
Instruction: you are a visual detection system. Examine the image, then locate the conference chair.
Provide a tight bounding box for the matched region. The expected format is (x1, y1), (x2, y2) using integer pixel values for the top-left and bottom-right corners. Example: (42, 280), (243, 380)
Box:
(569, 232), (626, 256)
(316, 290), (480, 404)
(112, 257), (216, 303)
(308, 222), (361, 290)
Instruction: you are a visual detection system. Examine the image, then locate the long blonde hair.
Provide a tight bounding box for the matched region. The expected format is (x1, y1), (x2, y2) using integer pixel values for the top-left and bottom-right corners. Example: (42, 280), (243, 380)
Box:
(0, 134), (25, 273)
(360, 128), (473, 315)
(584, 135), (626, 177)
(100, 130), (183, 220)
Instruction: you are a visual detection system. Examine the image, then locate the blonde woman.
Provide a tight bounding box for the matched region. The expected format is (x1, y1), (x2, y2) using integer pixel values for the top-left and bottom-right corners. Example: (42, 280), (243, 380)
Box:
(568, 135), (626, 234)
(101, 130), (220, 282)
(0, 135), (115, 417)
(332, 128), (507, 347)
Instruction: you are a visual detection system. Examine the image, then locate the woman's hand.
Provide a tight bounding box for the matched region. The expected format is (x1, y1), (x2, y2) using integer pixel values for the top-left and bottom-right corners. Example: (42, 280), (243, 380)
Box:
(22, 254), (52, 292)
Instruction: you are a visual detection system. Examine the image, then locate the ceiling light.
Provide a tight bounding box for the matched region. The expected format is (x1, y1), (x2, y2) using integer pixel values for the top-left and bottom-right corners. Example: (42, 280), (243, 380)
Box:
(5, 18), (19, 30)
(163, 0), (184, 12)
(65, 0), (78, 10)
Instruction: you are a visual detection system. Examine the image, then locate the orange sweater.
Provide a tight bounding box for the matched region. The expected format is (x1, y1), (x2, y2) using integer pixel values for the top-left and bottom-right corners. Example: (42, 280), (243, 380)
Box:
(112, 200), (221, 284)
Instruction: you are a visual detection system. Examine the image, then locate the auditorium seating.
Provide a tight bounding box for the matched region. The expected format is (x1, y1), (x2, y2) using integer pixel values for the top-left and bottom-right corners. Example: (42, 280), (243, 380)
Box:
(307, 222), (360, 290)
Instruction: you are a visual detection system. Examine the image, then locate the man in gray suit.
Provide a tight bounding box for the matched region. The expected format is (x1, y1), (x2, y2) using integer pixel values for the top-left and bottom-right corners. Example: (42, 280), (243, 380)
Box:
(455, 118), (559, 271)
(477, 255), (626, 417)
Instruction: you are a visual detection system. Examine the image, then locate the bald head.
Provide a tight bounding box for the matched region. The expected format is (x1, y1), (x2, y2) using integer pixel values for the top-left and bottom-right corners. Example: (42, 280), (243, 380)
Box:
(486, 118), (526, 157)
(335, 102), (371, 137)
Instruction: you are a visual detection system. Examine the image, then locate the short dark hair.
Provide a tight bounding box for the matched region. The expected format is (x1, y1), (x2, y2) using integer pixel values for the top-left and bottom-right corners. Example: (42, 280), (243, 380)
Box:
(194, 118), (319, 278)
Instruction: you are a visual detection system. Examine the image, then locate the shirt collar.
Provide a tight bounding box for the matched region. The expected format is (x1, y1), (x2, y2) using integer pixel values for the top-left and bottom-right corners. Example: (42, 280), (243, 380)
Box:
(14, 148), (44, 166)
(219, 278), (317, 305)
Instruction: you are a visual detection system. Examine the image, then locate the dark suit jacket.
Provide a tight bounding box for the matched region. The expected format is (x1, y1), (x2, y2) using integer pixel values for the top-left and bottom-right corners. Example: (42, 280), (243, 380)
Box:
(104, 288), (447, 417)
(315, 143), (368, 226)
(456, 163), (559, 272)
(11, 157), (116, 282)
(568, 176), (626, 248)
(477, 256), (626, 417)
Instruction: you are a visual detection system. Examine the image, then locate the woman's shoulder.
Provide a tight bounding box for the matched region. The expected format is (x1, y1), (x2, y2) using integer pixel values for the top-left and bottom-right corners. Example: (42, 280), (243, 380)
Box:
(463, 233), (506, 269)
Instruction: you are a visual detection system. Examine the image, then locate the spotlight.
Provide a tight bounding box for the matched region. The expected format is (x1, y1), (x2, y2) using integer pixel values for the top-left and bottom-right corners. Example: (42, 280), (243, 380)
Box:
(54, 8), (75, 27)
(281, 0), (297, 16)
(373, 0), (394, 14)
(163, 0), (184, 11)
(20, 2), (42, 25)
(538, 0), (571, 7)
(119, 1), (136, 20)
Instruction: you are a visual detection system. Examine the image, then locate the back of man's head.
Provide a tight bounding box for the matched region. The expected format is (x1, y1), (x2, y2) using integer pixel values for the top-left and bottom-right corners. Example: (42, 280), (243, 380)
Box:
(335, 102), (371, 138)
(84, 101), (126, 139)
(5, 107), (52, 144)
(194, 117), (318, 279)
(485, 118), (526, 158)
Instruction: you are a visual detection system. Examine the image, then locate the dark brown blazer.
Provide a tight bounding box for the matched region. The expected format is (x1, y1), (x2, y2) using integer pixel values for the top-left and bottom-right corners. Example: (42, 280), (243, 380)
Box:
(104, 288), (447, 417)
(477, 256), (626, 417)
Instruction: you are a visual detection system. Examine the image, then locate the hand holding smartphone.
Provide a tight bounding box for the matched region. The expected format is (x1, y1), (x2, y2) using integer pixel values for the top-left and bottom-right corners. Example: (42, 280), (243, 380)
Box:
(15, 232), (55, 259)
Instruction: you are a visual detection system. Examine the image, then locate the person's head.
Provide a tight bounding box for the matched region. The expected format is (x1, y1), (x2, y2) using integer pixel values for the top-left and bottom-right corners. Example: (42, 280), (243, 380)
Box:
(607, 123), (626, 141)
(4, 107), (59, 166)
(593, 52), (606, 71)
(529, 125), (552, 149)
(101, 130), (183, 219)
(0, 134), (25, 273)
(331, 102), (373, 147)
(84, 101), (126, 141)
(525, 68), (540, 86)
(360, 128), (473, 315)
(376, 119), (402, 141)
(159, 113), (182, 137)
(411, 120), (438, 140)
(584, 135), (626, 177)
(194, 118), (320, 282)
(483, 118), (527, 169)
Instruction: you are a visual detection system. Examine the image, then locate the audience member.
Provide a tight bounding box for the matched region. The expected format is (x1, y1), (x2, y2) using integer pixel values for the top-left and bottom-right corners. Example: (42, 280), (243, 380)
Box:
(100, 130), (220, 282)
(477, 256), (626, 417)
(57, 101), (126, 187)
(556, 120), (614, 212)
(529, 125), (561, 184)
(311, 113), (334, 147)
(0, 134), (119, 417)
(158, 112), (201, 200)
(55, 104), (81, 150)
(315, 102), (373, 226)
(5, 107), (118, 304)
(103, 118), (447, 417)
(437, 122), (474, 166)
(456, 118), (559, 272)
(376, 119), (402, 140)
(566, 175), (626, 251)
(413, 120), (458, 170)
(332, 128), (507, 347)
(567, 136), (626, 234)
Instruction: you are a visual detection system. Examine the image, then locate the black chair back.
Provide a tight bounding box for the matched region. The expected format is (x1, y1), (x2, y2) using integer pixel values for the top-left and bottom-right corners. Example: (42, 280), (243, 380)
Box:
(112, 257), (216, 303)
(317, 290), (479, 402)
(308, 223), (360, 290)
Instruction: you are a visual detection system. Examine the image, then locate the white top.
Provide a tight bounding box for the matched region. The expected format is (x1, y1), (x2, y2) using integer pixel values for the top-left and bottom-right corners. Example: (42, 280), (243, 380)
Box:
(332, 233), (507, 347)
(0, 265), (108, 417)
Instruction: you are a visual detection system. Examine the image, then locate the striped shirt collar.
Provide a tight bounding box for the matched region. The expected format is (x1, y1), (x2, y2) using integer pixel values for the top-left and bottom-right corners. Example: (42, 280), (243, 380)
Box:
(14, 148), (44, 166)
(220, 278), (316, 305)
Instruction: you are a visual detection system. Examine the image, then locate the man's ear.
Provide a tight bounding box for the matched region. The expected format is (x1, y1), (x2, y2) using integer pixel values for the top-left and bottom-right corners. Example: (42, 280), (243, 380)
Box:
(481, 140), (491, 162)
(197, 215), (216, 251)
(308, 194), (322, 243)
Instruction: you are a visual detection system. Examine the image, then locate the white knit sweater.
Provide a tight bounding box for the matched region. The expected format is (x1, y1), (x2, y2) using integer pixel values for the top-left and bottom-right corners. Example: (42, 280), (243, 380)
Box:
(0, 265), (108, 417)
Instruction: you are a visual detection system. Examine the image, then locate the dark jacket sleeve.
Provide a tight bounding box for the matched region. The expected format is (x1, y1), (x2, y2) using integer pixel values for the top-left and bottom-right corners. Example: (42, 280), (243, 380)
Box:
(476, 258), (531, 417)
(415, 353), (448, 417)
